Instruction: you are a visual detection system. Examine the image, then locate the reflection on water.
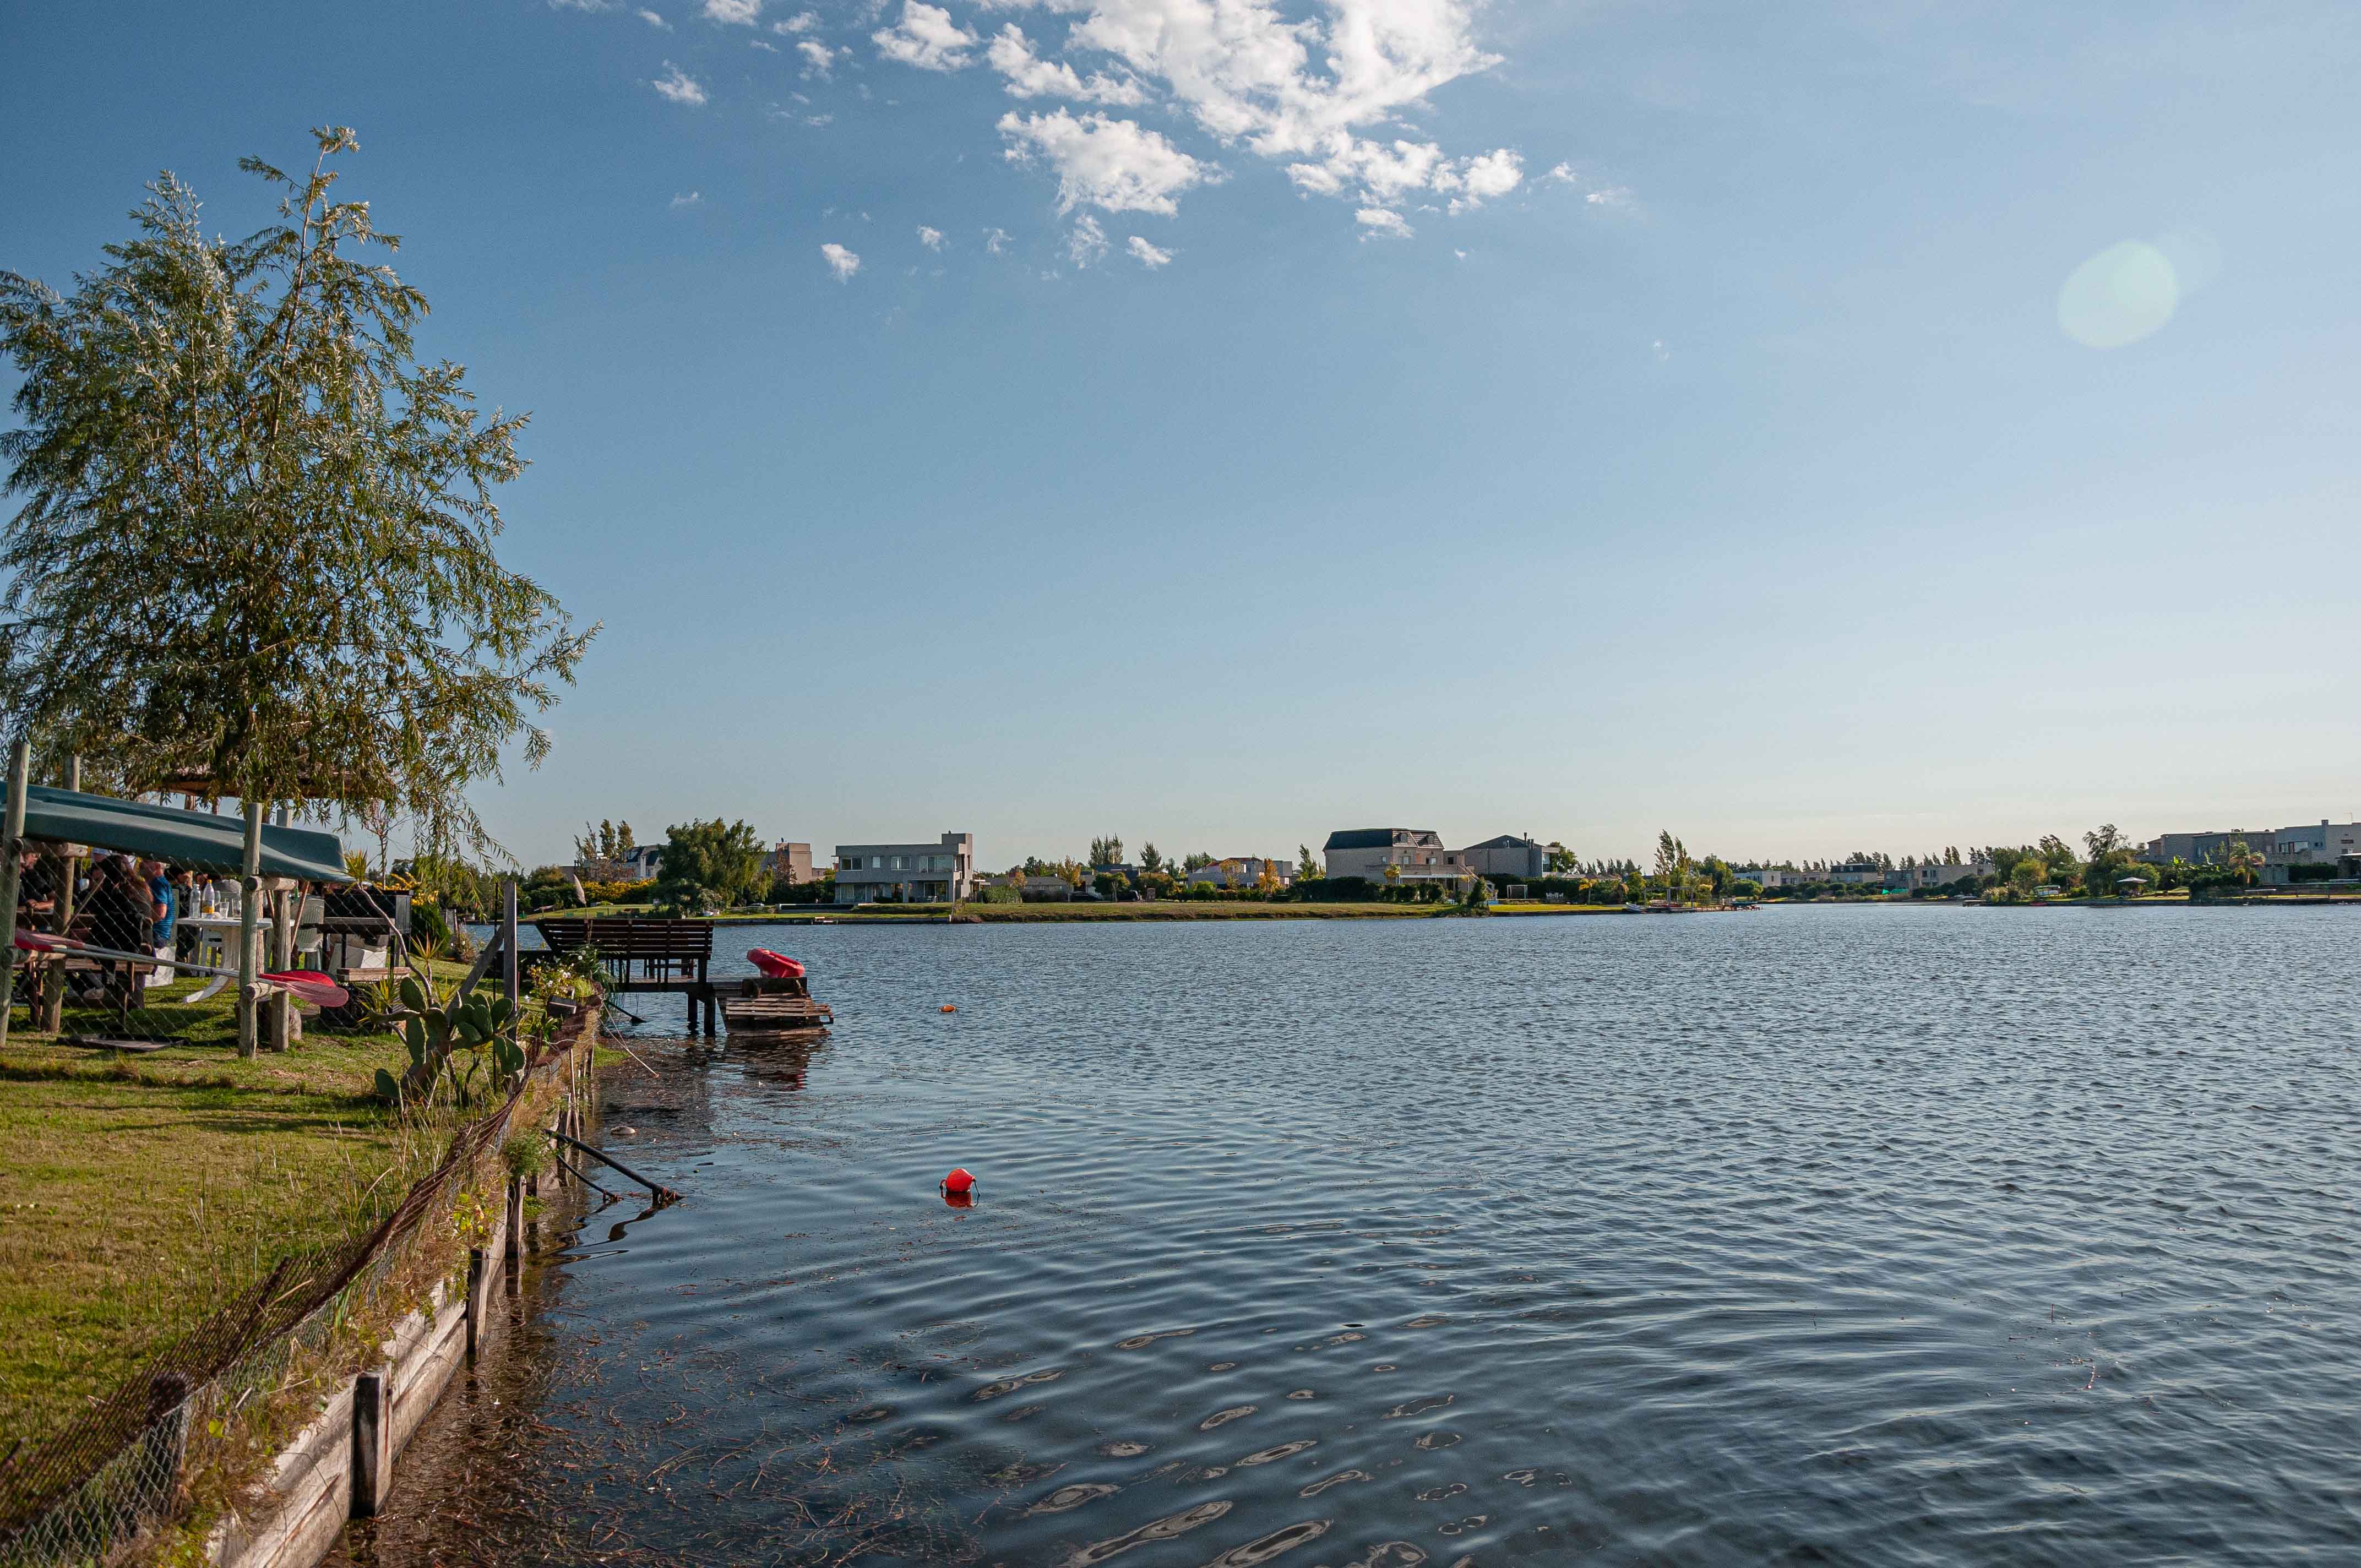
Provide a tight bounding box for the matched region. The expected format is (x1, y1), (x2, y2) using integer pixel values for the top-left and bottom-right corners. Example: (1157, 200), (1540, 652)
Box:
(335, 907), (2361, 1565)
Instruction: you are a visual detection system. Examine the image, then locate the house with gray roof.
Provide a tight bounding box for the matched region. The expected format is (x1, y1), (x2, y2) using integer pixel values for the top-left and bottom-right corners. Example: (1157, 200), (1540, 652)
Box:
(1321, 829), (1470, 885)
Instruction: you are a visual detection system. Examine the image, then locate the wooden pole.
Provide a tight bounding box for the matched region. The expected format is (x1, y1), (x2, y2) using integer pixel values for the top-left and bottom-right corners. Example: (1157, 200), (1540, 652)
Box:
(0, 738), (27, 1048)
(237, 800), (264, 1058)
(465, 1246), (489, 1358)
(40, 756), (78, 1032)
(350, 1365), (394, 1518)
(502, 879), (519, 1015)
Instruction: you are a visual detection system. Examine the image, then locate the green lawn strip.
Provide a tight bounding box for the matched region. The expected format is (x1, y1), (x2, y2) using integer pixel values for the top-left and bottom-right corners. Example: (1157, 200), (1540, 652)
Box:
(0, 1027), (422, 1444)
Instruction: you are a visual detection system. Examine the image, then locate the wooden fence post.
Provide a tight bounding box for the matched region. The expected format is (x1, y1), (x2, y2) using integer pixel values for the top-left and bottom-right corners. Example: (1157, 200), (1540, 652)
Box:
(503, 880), (519, 1016)
(236, 801), (264, 1058)
(0, 737), (28, 1048)
(465, 1246), (489, 1358)
(39, 755), (78, 1033)
(350, 1365), (394, 1517)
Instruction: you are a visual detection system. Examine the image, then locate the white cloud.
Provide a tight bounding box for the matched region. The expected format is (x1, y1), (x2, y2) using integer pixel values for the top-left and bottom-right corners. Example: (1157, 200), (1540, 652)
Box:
(798, 39), (836, 75)
(821, 242), (862, 280)
(548, 0), (616, 10)
(998, 108), (1215, 215)
(868, 0), (1511, 227)
(638, 8), (671, 28)
(1440, 147), (1520, 213)
(1067, 214), (1109, 266)
(1545, 161), (1579, 184)
(703, 0), (762, 24)
(774, 10), (818, 32)
(1585, 185), (1634, 210)
(651, 62), (708, 104)
(987, 24), (1146, 105)
(1126, 234), (1171, 268)
(1356, 206), (1413, 239)
(1068, 0), (1497, 161)
(873, 1), (977, 71)
(983, 226), (1011, 253)
(670, 190), (704, 208)
(918, 224), (945, 249)
(752, 37), (779, 50)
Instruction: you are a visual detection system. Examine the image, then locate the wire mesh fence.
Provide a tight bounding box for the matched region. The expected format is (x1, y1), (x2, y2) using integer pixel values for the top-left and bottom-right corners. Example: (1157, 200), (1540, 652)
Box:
(0, 1002), (591, 1566)
(6, 839), (416, 1050)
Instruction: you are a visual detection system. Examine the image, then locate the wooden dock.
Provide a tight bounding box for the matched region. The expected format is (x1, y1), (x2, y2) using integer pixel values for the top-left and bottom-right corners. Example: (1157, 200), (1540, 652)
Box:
(530, 918), (720, 1034)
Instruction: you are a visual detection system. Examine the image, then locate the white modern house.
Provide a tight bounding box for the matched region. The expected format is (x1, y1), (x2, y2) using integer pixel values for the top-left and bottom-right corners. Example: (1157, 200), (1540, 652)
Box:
(833, 832), (977, 903)
(1322, 829), (1472, 885)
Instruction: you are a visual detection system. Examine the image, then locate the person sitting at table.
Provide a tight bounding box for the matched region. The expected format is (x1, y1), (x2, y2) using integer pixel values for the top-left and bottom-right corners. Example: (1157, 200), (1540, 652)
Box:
(84, 856), (153, 1002)
(142, 860), (177, 983)
(16, 847), (58, 922)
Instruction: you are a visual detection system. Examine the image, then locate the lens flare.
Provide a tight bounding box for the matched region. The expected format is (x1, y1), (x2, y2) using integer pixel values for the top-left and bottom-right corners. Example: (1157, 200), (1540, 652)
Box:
(2058, 241), (2179, 349)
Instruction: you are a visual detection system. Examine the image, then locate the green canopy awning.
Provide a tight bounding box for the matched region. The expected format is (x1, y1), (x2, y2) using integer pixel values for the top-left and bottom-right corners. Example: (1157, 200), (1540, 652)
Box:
(4, 785), (351, 883)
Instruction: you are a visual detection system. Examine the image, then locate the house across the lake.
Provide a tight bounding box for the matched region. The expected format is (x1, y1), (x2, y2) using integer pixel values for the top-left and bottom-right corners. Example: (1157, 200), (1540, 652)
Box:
(834, 832), (977, 903)
(1322, 829), (1470, 886)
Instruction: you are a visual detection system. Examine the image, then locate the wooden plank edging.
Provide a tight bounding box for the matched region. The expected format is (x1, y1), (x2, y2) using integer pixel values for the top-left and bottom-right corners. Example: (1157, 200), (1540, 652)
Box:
(203, 1006), (596, 1566)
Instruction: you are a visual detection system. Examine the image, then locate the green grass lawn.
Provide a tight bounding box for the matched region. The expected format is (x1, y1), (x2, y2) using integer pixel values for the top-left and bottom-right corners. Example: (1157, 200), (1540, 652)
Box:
(0, 1019), (431, 1444)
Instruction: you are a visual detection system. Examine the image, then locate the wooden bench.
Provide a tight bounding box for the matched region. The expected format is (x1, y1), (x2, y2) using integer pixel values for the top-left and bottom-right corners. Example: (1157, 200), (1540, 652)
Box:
(530, 918), (719, 1033)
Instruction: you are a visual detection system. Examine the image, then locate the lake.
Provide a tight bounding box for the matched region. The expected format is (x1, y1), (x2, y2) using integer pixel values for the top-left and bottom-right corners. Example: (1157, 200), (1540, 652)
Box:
(338, 905), (2361, 1566)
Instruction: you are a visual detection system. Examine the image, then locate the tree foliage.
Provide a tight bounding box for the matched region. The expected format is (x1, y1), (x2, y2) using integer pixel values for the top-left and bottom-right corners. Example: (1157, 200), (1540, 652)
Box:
(657, 818), (766, 909)
(0, 128), (592, 855)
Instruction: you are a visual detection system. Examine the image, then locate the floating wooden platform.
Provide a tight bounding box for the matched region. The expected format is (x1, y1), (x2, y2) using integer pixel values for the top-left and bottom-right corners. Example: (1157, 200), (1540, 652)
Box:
(719, 974), (832, 1036)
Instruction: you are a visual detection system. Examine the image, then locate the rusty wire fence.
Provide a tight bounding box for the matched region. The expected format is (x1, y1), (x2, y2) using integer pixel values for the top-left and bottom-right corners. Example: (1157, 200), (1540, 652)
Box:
(0, 1004), (594, 1566)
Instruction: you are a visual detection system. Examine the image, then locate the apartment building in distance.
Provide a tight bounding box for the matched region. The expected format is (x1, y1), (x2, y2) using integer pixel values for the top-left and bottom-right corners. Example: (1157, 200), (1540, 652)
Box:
(834, 832), (977, 903)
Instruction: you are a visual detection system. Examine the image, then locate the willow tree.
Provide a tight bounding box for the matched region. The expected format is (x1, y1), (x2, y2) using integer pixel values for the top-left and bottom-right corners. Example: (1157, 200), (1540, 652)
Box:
(0, 127), (593, 854)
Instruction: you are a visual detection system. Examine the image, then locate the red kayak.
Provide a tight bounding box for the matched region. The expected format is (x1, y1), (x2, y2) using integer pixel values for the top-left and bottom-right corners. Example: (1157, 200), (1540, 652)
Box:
(747, 949), (806, 979)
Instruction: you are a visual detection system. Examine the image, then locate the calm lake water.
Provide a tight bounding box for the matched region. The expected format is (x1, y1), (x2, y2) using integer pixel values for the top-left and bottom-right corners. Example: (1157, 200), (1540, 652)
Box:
(339, 906), (2361, 1566)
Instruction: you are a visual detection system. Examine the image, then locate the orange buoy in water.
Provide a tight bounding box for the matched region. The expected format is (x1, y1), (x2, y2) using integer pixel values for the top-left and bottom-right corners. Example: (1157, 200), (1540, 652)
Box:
(940, 1167), (976, 1196)
(942, 1189), (975, 1210)
(940, 1004), (957, 1013)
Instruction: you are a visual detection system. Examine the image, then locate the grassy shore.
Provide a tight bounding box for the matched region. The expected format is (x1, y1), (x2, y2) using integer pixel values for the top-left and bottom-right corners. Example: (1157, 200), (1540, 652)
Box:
(0, 1027), (428, 1443)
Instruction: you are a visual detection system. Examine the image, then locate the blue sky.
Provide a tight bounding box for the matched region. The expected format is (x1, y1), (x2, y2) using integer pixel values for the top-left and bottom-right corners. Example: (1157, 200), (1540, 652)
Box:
(4, 1), (2358, 870)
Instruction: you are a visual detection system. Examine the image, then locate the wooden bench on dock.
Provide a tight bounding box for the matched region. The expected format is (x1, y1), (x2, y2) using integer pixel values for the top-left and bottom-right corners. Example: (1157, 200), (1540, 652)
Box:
(530, 917), (720, 1034)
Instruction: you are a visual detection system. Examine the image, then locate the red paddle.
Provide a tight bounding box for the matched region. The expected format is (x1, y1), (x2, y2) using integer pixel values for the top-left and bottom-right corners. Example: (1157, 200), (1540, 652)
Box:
(13, 930), (350, 1008)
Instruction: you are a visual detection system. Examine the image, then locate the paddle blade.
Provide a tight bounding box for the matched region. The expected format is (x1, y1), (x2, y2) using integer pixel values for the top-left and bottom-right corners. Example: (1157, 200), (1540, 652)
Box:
(13, 930), (67, 952)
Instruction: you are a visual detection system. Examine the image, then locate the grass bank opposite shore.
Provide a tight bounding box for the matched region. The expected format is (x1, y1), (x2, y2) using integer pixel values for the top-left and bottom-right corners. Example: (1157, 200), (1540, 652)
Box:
(553, 899), (1642, 923)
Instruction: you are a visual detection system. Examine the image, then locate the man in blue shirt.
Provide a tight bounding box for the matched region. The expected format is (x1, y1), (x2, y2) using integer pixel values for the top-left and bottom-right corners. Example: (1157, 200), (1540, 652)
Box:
(143, 859), (176, 978)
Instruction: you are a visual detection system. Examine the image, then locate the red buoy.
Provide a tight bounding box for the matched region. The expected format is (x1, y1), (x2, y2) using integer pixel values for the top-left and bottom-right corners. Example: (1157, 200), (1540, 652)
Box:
(940, 1167), (976, 1195)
